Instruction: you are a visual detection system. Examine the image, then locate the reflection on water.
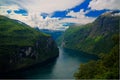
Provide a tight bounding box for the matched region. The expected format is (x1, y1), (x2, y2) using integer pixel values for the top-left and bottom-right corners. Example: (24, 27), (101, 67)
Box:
(0, 47), (98, 79)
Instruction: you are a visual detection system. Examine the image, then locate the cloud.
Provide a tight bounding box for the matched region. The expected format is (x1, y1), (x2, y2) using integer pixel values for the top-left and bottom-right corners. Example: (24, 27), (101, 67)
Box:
(2, 0), (113, 30)
(0, 6), (95, 30)
(0, 0), (86, 30)
(0, 5), (20, 15)
(0, 6), (64, 30)
(0, 0), (85, 14)
(89, 0), (120, 10)
(61, 9), (95, 24)
(67, 9), (88, 18)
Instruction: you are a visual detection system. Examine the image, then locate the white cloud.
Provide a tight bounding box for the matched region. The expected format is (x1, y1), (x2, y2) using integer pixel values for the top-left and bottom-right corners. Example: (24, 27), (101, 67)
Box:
(89, 0), (120, 10)
(0, 5), (20, 15)
(61, 9), (96, 24)
(0, 6), (66, 30)
(0, 6), (95, 30)
(0, 0), (86, 30)
(0, 6), (30, 26)
(61, 17), (95, 24)
(0, 0), (84, 14)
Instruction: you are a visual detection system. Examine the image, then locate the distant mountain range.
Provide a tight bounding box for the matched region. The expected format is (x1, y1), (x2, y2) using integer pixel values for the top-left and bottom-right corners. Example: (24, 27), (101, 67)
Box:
(35, 28), (64, 40)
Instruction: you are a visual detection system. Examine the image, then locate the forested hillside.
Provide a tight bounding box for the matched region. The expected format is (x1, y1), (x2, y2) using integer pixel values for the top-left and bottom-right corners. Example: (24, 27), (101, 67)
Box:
(60, 11), (119, 55)
(58, 11), (119, 79)
(0, 15), (59, 73)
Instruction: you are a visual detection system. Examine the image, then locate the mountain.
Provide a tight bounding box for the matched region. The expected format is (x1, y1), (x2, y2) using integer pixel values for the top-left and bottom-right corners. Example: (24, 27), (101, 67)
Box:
(35, 28), (64, 40)
(58, 11), (119, 79)
(60, 11), (119, 55)
(0, 15), (59, 73)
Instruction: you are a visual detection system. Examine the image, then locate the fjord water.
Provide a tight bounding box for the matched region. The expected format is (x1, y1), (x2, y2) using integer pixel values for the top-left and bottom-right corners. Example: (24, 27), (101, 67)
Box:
(2, 47), (98, 79)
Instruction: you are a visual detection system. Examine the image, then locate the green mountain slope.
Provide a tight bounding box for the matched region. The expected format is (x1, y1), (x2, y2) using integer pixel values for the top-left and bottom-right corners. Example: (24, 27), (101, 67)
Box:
(0, 15), (49, 46)
(59, 11), (119, 79)
(0, 15), (59, 73)
(74, 34), (119, 79)
(60, 11), (119, 55)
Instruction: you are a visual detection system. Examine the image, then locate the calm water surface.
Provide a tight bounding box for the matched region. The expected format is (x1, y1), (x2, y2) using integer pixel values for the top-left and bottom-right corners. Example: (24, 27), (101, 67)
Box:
(1, 47), (98, 79)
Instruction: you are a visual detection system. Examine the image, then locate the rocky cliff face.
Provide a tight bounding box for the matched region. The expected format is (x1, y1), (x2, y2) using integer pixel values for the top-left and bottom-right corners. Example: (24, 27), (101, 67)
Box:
(0, 37), (58, 73)
(74, 11), (119, 79)
(59, 11), (119, 55)
(0, 16), (59, 73)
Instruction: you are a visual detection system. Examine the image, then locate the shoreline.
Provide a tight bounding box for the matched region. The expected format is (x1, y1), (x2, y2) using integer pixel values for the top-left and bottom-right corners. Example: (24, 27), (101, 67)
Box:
(0, 54), (59, 79)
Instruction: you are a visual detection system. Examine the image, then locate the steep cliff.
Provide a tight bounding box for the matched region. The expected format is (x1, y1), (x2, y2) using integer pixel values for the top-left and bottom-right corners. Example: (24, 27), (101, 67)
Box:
(60, 11), (119, 55)
(74, 11), (119, 79)
(57, 11), (119, 79)
(0, 15), (59, 73)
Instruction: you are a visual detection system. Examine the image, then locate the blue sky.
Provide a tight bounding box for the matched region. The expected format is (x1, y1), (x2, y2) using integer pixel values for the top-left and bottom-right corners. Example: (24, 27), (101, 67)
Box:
(5, 0), (108, 18)
(51, 0), (109, 18)
(14, 9), (28, 16)
(0, 0), (120, 30)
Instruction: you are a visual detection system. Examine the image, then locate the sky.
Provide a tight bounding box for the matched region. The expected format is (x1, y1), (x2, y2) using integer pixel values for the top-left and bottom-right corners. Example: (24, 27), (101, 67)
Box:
(0, 0), (120, 30)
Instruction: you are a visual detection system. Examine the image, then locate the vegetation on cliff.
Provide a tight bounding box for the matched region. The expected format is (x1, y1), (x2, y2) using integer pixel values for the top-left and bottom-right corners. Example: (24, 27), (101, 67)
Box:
(58, 11), (119, 79)
(74, 34), (119, 79)
(60, 11), (119, 55)
(0, 15), (59, 73)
